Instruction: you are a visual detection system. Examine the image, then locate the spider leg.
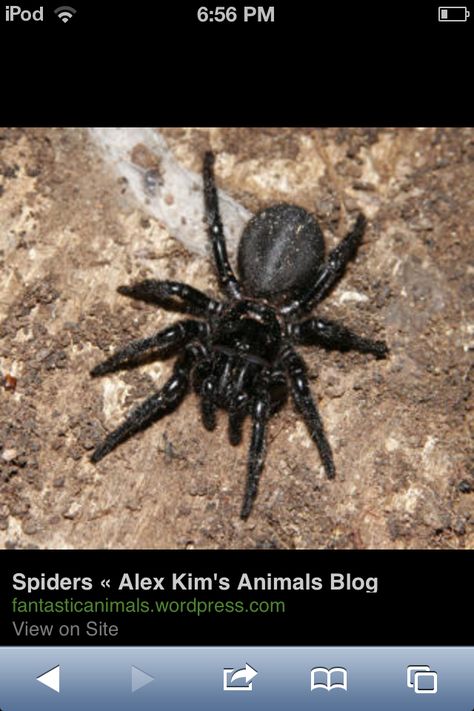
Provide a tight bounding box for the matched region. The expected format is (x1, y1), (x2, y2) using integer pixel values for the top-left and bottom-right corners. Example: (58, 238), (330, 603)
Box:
(240, 391), (271, 520)
(280, 213), (366, 316)
(203, 151), (242, 300)
(91, 344), (201, 463)
(233, 367), (287, 516)
(190, 352), (218, 431)
(90, 320), (207, 376)
(117, 280), (220, 316)
(281, 345), (335, 479)
(228, 392), (249, 445)
(227, 361), (261, 446)
(268, 368), (288, 413)
(290, 317), (388, 359)
(201, 375), (218, 431)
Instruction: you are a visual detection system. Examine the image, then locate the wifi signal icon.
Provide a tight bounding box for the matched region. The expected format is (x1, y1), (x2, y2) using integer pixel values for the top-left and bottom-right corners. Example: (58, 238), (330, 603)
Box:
(54, 5), (77, 22)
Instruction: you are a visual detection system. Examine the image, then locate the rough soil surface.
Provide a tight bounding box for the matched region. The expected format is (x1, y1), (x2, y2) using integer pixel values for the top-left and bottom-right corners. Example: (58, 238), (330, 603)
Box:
(0, 127), (472, 549)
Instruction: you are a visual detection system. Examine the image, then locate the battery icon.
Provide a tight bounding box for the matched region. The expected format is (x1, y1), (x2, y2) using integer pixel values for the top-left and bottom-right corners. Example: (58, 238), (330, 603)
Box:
(438, 6), (470, 20)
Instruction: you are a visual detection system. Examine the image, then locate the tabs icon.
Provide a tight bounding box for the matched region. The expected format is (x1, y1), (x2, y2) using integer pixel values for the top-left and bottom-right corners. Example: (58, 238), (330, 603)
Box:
(407, 665), (438, 694)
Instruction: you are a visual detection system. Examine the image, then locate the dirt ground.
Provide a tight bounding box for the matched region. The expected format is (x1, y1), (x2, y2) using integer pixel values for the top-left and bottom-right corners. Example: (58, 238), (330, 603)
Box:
(0, 127), (472, 549)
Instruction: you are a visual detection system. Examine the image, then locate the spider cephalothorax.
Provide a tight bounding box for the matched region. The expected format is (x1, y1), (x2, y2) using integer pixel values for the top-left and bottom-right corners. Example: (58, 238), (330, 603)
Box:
(91, 152), (388, 518)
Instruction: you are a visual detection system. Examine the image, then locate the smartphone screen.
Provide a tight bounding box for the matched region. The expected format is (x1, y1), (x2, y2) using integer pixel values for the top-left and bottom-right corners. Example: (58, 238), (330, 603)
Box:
(0, 3), (472, 709)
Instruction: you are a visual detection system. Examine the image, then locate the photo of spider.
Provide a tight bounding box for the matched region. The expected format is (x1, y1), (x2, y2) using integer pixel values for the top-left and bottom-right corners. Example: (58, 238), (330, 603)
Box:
(90, 151), (388, 518)
(1, 127), (471, 549)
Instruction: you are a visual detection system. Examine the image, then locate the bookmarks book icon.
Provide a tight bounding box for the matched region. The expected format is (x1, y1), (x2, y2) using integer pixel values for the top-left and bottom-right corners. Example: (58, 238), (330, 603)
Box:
(310, 667), (348, 691)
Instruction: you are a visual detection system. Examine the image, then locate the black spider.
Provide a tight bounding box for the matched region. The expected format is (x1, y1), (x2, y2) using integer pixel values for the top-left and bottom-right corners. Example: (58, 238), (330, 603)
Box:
(90, 152), (388, 519)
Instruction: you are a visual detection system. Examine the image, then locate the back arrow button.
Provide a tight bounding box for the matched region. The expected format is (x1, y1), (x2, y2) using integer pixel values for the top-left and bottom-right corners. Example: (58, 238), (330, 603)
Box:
(36, 665), (60, 693)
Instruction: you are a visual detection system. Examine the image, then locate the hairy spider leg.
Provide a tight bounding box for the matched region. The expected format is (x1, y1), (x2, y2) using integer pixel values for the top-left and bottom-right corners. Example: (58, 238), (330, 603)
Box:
(281, 345), (335, 480)
(290, 317), (388, 359)
(226, 357), (266, 446)
(196, 349), (229, 432)
(203, 151), (242, 300)
(228, 391), (249, 445)
(200, 374), (217, 431)
(240, 390), (271, 519)
(90, 320), (207, 377)
(91, 344), (203, 463)
(238, 369), (287, 518)
(268, 368), (288, 413)
(280, 213), (366, 316)
(198, 348), (240, 432)
(224, 358), (259, 446)
(117, 279), (220, 316)
(197, 349), (234, 432)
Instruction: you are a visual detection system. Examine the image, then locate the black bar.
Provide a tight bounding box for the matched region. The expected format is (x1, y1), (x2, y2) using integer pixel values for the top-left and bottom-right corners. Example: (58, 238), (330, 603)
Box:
(1, 550), (472, 646)
(0, 1), (471, 125)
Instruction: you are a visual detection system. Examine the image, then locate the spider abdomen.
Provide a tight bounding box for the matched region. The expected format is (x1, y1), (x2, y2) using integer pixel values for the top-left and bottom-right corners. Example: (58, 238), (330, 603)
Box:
(238, 204), (325, 302)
